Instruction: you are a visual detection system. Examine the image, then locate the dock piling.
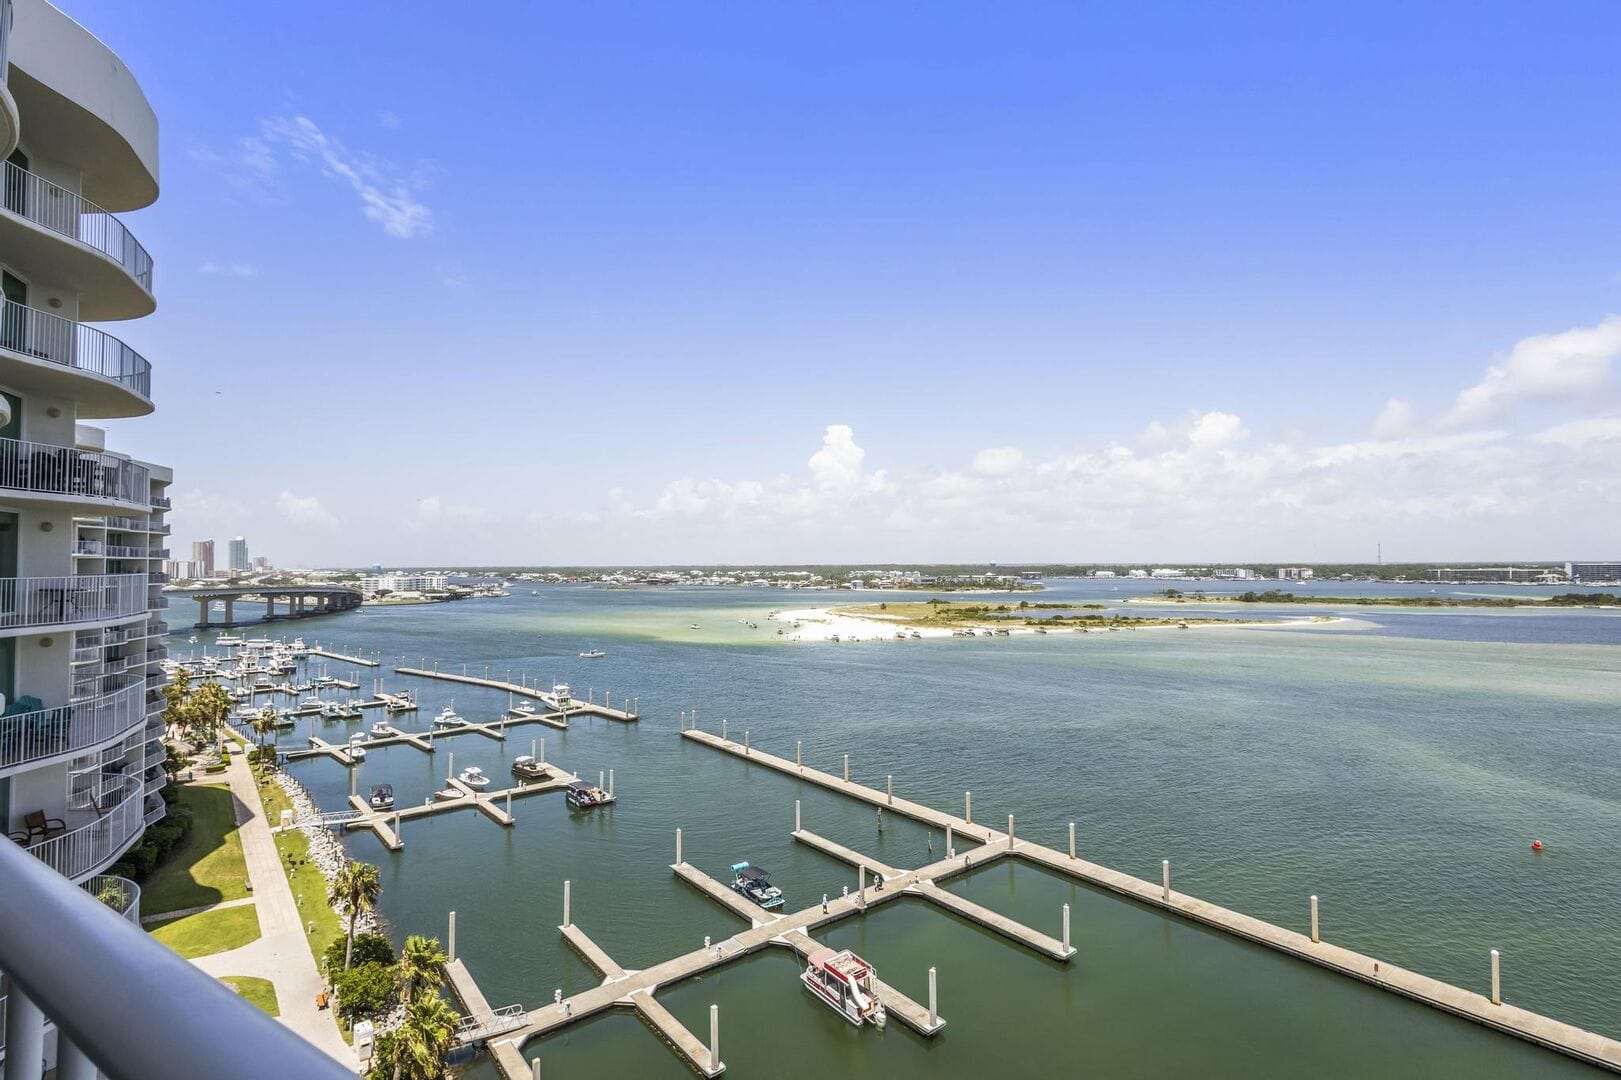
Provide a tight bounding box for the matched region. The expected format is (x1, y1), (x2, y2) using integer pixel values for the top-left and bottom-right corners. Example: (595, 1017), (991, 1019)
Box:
(858, 866), (866, 910)
(1311, 895), (1320, 943)
(1063, 903), (1071, 955)
(796, 741), (802, 770)
(532, 1058), (541, 1080)
(965, 791), (972, 823)
(676, 828), (683, 865)
(946, 823), (955, 859)
(599, 770), (605, 793)
(563, 880), (571, 928)
(608, 769), (615, 798)
(722, 719), (728, 742)
(843, 754), (850, 783)
(448, 911), (456, 961)
(887, 775), (893, 805)
(1008, 814), (1015, 849)
(928, 967), (938, 1029)
(795, 800), (801, 832)
(506, 791), (513, 818)
(394, 811), (401, 845)
(1491, 950), (1501, 1005)
(1069, 822), (1076, 860)
(350, 767), (357, 798)
(448, 752), (454, 783)
(744, 731), (749, 755)
(1162, 860), (1171, 901)
(710, 1004), (720, 1074)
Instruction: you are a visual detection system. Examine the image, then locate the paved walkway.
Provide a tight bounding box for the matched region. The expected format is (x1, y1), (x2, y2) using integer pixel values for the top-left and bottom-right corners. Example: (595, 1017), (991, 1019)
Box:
(183, 752), (356, 1069)
(140, 895), (256, 926)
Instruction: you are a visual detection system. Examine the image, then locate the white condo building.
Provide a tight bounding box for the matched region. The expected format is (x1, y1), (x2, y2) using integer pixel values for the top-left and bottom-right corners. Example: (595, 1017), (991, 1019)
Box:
(0, 0), (170, 901)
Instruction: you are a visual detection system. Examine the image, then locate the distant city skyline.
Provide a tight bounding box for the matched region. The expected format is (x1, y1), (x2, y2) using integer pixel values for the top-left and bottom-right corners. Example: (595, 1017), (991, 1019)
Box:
(73, 0), (1621, 564)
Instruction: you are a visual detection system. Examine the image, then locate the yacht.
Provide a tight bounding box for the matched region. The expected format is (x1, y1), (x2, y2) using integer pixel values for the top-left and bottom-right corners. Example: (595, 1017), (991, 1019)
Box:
(368, 784), (394, 811)
(551, 683), (572, 707)
(730, 863), (784, 910)
(801, 948), (887, 1028)
(433, 703), (467, 728)
(511, 755), (548, 780)
(458, 766), (490, 790)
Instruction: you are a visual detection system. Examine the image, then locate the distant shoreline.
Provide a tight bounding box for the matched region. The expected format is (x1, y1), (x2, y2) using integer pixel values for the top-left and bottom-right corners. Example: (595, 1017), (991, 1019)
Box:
(766, 603), (1341, 642)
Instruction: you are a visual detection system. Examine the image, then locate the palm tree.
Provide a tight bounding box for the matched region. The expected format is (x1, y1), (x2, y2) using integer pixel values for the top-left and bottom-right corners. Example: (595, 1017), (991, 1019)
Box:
(249, 706), (278, 749)
(329, 860), (382, 971)
(385, 992), (458, 1080)
(184, 679), (233, 750)
(395, 934), (447, 1006)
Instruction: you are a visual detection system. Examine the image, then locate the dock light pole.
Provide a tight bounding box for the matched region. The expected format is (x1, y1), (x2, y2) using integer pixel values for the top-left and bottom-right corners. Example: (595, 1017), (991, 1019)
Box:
(1491, 950), (1501, 1005)
(1008, 814), (1015, 849)
(928, 967), (938, 1028)
(1062, 903), (1072, 956)
(795, 800), (801, 832)
(965, 791), (972, 823)
(843, 754), (850, 783)
(676, 828), (683, 865)
(887, 775), (893, 805)
(709, 1004), (720, 1073)
(448, 911), (456, 961)
(1069, 822), (1076, 860)
(1310, 896), (1320, 943)
(563, 881), (571, 928)
(1162, 860), (1171, 902)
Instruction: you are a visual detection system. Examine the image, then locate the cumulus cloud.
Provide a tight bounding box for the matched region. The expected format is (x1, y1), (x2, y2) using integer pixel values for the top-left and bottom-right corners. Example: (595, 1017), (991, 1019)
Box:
(972, 447), (1026, 476)
(275, 490), (339, 531)
(403, 496), (496, 533)
(257, 115), (433, 238)
(1439, 315), (1621, 428)
(1372, 399), (1415, 439)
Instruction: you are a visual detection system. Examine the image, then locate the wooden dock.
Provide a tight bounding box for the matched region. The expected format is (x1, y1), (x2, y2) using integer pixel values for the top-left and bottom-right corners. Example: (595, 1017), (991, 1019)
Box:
(309, 645), (380, 667)
(393, 664), (640, 722)
(672, 861), (783, 926)
(562, 923), (630, 982)
(682, 727), (1621, 1073)
(280, 709), (573, 765)
(319, 766), (577, 851)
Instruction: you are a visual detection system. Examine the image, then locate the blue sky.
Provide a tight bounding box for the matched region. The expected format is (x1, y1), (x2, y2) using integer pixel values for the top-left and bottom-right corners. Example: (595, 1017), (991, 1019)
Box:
(73, 1), (1621, 566)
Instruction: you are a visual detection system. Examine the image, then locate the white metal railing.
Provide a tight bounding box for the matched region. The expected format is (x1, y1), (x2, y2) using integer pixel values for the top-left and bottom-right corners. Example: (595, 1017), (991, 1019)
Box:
(0, 435), (150, 504)
(25, 773), (142, 880)
(75, 539), (104, 555)
(455, 1003), (527, 1043)
(0, 682), (145, 772)
(0, 573), (148, 630)
(105, 544), (146, 558)
(0, 299), (152, 398)
(1, 161), (154, 291)
(84, 874), (142, 925)
(143, 794), (165, 826)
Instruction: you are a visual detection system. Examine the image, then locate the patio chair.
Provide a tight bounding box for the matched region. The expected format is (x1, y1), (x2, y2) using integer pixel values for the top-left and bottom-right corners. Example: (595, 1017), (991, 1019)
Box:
(23, 809), (67, 842)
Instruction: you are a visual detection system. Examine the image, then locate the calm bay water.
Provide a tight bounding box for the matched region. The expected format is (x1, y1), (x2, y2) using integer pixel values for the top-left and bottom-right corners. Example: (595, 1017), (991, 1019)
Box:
(191, 581), (1621, 1077)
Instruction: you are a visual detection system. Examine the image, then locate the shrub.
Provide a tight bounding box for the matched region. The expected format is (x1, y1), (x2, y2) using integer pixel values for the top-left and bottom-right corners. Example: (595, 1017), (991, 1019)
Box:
(325, 932), (395, 978)
(332, 961), (395, 1022)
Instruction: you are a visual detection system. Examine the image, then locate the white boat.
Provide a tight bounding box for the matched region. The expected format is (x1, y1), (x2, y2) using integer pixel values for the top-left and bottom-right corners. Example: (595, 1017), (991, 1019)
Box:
(511, 755), (548, 780)
(689, 624), (701, 630)
(579, 649), (605, 659)
(552, 683), (572, 706)
(346, 736), (367, 761)
(368, 784), (394, 811)
(384, 691), (417, 713)
(458, 766), (490, 790)
(510, 701), (536, 715)
(433, 786), (465, 802)
(215, 633), (243, 646)
(370, 720), (391, 737)
(801, 948), (886, 1028)
(433, 703), (467, 728)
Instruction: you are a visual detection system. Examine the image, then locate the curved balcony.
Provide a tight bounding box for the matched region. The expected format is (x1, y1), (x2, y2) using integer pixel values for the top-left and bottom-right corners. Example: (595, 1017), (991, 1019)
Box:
(0, 300), (153, 417)
(0, 436), (151, 510)
(0, 573), (149, 635)
(0, 679), (143, 776)
(21, 772), (143, 882)
(0, 161), (153, 319)
(83, 873), (142, 925)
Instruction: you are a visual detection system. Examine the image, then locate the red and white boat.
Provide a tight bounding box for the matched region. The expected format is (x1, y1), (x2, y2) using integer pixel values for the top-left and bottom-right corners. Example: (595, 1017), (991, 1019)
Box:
(800, 948), (886, 1028)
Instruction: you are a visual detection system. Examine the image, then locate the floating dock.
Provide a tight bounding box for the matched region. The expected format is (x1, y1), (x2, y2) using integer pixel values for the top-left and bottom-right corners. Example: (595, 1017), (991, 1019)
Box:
(393, 664), (640, 721)
(309, 645), (381, 667)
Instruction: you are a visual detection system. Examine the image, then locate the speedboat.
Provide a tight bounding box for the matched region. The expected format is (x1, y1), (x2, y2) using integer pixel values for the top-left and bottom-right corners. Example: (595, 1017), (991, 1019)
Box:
(511, 755), (548, 780)
(384, 691), (417, 713)
(370, 719), (392, 737)
(346, 735), (367, 761)
(368, 784), (394, 811)
(689, 624), (701, 630)
(801, 948), (886, 1028)
(730, 862), (784, 910)
(566, 781), (612, 809)
(510, 701), (536, 715)
(458, 766), (490, 790)
(433, 704), (467, 728)
(579, 649), (605, 659)
(433, 786), (465, 802)
(321, 703), (345, 721)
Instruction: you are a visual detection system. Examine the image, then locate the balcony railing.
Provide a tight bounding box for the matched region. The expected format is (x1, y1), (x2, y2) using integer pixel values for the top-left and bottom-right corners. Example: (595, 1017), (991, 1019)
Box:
(1, 161), (154, 291)
(150, 547), (170, 558)
(0, 834), (348, 1080)
(74, 540), (102, 555)
(0, 436), (150, 505)
(149, 495), (170, 509)
(104, 544), (146, 558)
(0, 681), (144, 772)
(83, 874), (142, 926)
(21, 773), (141, 880)
(0, 573), (148, 631)
(148, 571), (170, 584)
(0, 299), (152, 398)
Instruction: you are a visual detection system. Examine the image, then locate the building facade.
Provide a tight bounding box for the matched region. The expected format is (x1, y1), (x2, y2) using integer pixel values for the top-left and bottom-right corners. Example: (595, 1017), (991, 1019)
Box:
(1566, 562), (1621, 585)
(190, 537), (213, 578)
(227, 535), (247, 572)
(0, 0), (170, 896)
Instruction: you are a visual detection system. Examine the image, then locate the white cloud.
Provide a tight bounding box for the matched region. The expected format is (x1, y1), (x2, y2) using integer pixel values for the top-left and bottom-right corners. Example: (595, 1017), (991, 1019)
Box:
(1372, 398), (1415, 439)
(403, 496), (496, 533)
(1186, 410), (1247, 450)
(275, 490), (339, 531)
(1439, 315), (1621, 428)
(1529, 416), (1621, 448)
(200, 261), (258, 277)
(972, 446), (1026, 476)
(259, 115), (433, 238)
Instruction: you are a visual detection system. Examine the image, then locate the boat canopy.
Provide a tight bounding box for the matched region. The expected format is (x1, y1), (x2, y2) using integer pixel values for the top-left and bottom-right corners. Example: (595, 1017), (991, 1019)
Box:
(567, 781), (592, 791)
(370, 784), (392, 797)
(736, 866), (771, 883)
(807, 947), (838, 970)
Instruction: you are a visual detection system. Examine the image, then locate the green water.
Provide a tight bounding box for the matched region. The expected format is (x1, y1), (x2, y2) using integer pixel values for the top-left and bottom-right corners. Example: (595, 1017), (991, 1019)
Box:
(210, 581), (1621, 1077)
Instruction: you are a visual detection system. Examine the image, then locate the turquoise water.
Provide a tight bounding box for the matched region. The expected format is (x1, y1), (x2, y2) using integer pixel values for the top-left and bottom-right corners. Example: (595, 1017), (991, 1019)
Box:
(201, 582), (1621, 1076)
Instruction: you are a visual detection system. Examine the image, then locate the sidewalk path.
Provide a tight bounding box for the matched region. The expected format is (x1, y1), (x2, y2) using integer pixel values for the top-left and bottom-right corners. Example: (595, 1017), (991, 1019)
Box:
(185, 751), (356, 1069)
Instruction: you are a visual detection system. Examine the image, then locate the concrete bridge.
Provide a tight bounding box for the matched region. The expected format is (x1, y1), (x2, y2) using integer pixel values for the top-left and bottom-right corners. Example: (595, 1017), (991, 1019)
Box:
(177, 585), (363, 628)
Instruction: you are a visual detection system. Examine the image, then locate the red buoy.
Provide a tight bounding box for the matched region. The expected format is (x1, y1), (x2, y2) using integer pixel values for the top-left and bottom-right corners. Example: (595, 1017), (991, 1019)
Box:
(1531, 840), (1543, 851)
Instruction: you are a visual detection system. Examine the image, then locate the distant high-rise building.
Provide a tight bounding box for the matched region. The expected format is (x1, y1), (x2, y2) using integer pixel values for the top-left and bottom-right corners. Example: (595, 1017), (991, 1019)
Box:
(191, 539), (215, 578)
(251, 555), (270, 572)
(229, 536), (249, 571)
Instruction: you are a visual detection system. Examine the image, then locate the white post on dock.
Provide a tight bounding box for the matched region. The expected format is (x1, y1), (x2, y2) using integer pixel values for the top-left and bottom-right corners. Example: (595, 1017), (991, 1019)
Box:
(796, 741), (803, 770)
(744, 730), (750, 755)
(946, 823), (955, 859)
(928, 967), (938, 1028)
(394, 811), (401, 846)
(1062, 903), (1071, 955)
(965, 791), (972, 823)
(563, 880), (571, 928)
(843, 754), (850, 783)
(532, 739), (537, 761)
(448, 752), (454, 783)
(506, 790), (512, 819)
(1310, 895), (1320, 943)
(532, 1058), (541, 1080)
(795, 800), (801, 832)
(1069, 822), (1076, 860)
(599, 770), (605, 792)
(448, 911), (457, 961)
(350, 766), (357, 798)
(1162, 859), (1171, 901)
(540, 738), (545, 764)
(681, 710), (687, 730)
(608, 769), (614, 797)
(709, 1004), (720, 1073)
(722, 719), (728, 742)
(858, 865), (866, 910)
(606, 691), (611, 709)
(1491, 949), (1501, 1005)
(1007, 814), (1015, 849)
(676, 828), (683, 865)
(887, 775), (893, 805)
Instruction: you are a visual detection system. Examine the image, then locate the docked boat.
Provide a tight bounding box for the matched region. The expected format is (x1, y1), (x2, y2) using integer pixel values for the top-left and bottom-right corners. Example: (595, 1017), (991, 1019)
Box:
(551, 683), (572, 707)
(730, 863), (784, 910)
(321, 702), (345, 721)
(384, 691), (417, 713)
(433, 786), (465, 802)
(565, 781), (612, 809)
(368, 784), (394, 811)
(370, 719), (392, 737)
(509, 701), (536, 715)
(458, 766), (490, 790)
(511, 755), (548, 780)
(346, 734), (367, 760)
(801, 948), (886, 1028)
(579, 649), (605, 659)
(433, 703), (467, 728)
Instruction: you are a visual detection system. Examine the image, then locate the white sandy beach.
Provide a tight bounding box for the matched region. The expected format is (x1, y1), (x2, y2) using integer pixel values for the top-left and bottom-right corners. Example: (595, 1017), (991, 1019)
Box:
(766, 606), (1341, 642)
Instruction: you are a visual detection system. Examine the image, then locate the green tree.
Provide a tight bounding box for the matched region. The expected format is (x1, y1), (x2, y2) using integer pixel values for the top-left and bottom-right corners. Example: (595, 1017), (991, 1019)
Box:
(332, 961), (395, 1022)
(161, 668), (192, 734)
(330, 860), (383, 971)
(184, 680), (233, 749)
(249, 706), (279, 749)
(370, 992), (458, 1080)
(324, 932), (395, 979)
(395, 934), (447, 1006)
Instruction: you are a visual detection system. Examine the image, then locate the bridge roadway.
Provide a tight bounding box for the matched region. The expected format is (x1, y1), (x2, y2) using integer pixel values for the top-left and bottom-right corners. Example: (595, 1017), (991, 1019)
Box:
(179, 584), (363, 628)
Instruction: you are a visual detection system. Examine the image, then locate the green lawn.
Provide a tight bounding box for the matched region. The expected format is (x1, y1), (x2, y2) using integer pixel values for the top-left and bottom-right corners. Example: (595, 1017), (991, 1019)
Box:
(150, 903), (262, 959)
(256, 767), (344, 967)
(220, 975), (280, 1016)
(141, 784), (250, 916)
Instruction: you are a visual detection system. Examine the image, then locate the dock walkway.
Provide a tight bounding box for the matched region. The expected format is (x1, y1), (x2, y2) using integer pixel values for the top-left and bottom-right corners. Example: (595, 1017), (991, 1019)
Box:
(309, 645), (379, 667)
(394, 665), (640, 721)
